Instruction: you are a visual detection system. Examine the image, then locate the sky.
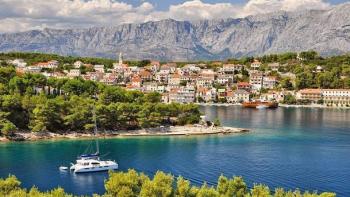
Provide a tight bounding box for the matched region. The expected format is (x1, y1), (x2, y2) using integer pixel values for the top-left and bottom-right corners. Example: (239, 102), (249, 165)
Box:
(129, 0), (347, 10)
(0, 0), (348, 33)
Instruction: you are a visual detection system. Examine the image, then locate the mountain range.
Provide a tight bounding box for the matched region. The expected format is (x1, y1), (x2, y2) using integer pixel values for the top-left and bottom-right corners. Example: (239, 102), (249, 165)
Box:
(0, 3), (350, 61)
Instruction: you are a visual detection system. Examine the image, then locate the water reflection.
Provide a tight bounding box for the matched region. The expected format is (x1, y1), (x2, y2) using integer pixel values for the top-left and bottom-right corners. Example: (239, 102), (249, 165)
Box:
(202, 106), (350, 133)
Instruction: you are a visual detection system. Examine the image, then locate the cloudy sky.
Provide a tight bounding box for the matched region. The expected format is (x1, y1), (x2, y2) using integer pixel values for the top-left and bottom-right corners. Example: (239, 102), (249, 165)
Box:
(0, 0), (347, 33)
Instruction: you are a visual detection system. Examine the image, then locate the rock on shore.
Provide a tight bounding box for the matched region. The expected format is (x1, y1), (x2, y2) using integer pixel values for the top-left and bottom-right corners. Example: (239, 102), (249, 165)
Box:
(0, 125), (249, 142)
(119, 125), (249, 137)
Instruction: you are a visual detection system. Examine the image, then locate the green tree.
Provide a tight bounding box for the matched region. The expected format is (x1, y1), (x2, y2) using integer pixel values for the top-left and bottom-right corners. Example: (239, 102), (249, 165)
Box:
(105, 169), (147, 197)
(341, 67), (350, 77)
(217, 175), (228, 195)
(295, 73), (315, 89)
(140, 171), (173, 197)
(300, 51), (318, 61)
(0, 83), (8, 95)
(319, 192), (336, 197)
(213, 118), (221, 127)
(316, 72), (334, 88)
(216, 175), (247, 197)
(8, 76), (26, 95)
(0, 66), (16, 84)
(177, 104), (201, 125)
(0, 94), (28, 129)
(280, 78), (294, 90)
(229, 176), (247, 197)
(99, 86), (128, 104)
(197, 183), (219, 197)
(274, 188), (285, 197)
(62, 78), (97, 96)
(0, 170), (338, 197)
(63, 96), (93, 131)
(29, 98), (63, 132)
(144, 92), (161, 103)
(138, 105), (162, 128)
(175, 176), (191, 197)
(0, 175), (21, 195)
(250, 184), (270, 197)
(0, 121), (17, 137)
(283, 94), (297, 105)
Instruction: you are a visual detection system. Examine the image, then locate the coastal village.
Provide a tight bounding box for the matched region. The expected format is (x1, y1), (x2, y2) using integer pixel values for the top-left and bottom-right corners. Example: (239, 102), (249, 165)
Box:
(3, 52), (350, 108)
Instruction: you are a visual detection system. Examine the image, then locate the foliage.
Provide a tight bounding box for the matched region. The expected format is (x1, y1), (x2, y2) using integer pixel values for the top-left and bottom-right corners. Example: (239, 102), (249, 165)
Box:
(279, 78), (294, 90)
(0, 52), (115, 68)
(0, 72), (201, 134)
(126, 60), (151, 67)
(0, 171), (336, 197)
(213, 118), (221, 127)
(283, 94), (297, 105)
(0, 175), (21, 195)
(105, 169), (147, 197)
(0, 121), (17, 137)
(299, 51), (318, 61)
(139, 171), (174, 197)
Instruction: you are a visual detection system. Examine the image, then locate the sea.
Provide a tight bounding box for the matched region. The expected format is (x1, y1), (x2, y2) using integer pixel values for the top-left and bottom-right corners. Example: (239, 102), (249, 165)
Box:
(0, 106), (349, 196)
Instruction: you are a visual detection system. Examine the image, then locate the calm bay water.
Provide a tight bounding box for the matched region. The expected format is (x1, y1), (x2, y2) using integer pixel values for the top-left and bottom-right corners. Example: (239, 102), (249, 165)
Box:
(1, 106), (350, 196)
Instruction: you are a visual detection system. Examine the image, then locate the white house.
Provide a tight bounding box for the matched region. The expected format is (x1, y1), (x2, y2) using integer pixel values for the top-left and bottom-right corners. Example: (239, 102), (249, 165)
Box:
(234, 89), (250, 102)
(268, 63), (280, 71)
(168, 74), (181, 85)
(73, 61), (84, 68)
(220, 64), (242, 73)
(263, 76), (278, 89)
(169, 87), (195, 103)
(143, 82), (158, 92)
(94, 65), (105, 73)
(216, 75), (233, 85)
(24, 66), (41, 73)
(68, 69), (81, 77)
(250, 73), (264, 90)
(251, 60), (262, 70)
(10, 59), (27, 67)
(322, 89), (350, 106)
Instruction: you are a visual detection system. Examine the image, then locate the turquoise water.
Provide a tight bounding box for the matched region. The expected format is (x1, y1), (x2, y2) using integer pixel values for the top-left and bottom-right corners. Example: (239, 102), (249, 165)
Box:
(0, 106), (350, 196)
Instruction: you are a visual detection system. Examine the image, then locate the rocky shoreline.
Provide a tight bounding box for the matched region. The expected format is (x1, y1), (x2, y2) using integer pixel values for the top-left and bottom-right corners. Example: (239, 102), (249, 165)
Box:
(0, 125), (249, 142)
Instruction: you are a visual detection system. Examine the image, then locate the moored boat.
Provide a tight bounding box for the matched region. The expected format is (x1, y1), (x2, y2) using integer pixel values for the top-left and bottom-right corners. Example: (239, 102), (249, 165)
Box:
(70, 154), (118, 173)
(69, 108), (119, 173)
(242, 101), (278, 109)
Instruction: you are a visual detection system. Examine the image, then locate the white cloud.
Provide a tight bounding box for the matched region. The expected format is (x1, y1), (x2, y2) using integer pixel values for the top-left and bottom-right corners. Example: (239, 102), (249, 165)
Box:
(242, 0), (330, 16)
(0, 0), (331, 33)
(167, 0), (241, 21)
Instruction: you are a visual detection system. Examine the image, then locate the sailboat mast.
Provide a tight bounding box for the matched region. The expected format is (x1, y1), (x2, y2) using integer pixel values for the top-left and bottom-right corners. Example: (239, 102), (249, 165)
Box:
(93, 107), (99, 154)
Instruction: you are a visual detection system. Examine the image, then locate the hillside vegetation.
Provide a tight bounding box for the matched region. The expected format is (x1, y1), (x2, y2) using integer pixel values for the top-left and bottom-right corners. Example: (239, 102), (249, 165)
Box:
(0, 170), (336, 197)
(0, 66), (200, 137)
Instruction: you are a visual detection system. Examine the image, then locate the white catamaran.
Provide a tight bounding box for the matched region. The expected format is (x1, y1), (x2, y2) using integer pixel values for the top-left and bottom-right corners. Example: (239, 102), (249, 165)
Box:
(70, 109), (118, 173)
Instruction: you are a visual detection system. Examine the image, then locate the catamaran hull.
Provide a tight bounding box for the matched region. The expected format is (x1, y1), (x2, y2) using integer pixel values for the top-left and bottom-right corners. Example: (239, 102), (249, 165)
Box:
(73, 164), (118, 173)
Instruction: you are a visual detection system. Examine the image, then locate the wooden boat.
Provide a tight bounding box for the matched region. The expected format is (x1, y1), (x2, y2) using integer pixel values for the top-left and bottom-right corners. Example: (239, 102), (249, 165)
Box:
(242, 101), (278, 109)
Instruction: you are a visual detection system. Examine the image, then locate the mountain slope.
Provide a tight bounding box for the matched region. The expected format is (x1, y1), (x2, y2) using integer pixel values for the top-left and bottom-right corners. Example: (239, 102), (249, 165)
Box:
(0, 3), (350, 61)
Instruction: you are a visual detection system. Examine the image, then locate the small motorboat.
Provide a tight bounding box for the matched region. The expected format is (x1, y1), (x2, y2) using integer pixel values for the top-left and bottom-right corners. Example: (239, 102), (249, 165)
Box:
(59, 166), (68, 171)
